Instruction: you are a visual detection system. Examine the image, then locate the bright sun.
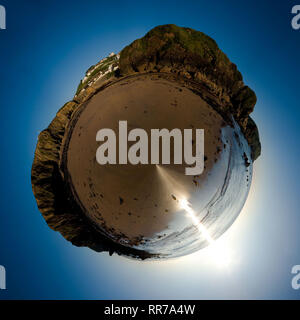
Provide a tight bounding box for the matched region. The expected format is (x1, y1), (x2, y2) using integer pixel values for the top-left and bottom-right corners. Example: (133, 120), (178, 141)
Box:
(178, 198), (233, 268)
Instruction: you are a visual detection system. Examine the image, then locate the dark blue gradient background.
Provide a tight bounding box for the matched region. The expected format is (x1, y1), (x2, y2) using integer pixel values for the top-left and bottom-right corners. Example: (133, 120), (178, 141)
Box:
(0, 0), (300, 299)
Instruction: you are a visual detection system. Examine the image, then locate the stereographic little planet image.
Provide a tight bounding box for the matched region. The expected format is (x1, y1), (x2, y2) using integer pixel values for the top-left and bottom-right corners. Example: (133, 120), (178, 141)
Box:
(31, 24), (261, 260)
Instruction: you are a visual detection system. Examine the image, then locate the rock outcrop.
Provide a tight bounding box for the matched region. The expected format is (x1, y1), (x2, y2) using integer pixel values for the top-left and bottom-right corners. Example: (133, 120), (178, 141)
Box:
(118, 24), (260, 160)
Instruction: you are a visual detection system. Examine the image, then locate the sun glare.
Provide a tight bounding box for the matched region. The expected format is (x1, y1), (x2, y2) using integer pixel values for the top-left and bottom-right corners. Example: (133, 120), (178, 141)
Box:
(178, 198), (233, 268)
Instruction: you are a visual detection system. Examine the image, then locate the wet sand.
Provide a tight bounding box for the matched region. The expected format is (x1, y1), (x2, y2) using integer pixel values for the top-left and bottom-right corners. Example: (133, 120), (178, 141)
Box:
(64, 73), (224, 245)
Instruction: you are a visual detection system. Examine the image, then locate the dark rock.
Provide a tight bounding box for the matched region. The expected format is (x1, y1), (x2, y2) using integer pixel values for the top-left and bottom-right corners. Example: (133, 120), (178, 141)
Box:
(119, 24), (260, 159)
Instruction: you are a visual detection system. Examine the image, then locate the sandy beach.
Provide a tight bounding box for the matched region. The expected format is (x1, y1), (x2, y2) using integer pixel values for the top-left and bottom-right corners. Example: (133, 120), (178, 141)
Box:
(64, 73), (225, 245)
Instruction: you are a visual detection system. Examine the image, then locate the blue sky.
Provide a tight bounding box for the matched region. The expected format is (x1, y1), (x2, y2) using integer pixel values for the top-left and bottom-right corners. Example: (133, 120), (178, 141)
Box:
(0, 0), (300, 299)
